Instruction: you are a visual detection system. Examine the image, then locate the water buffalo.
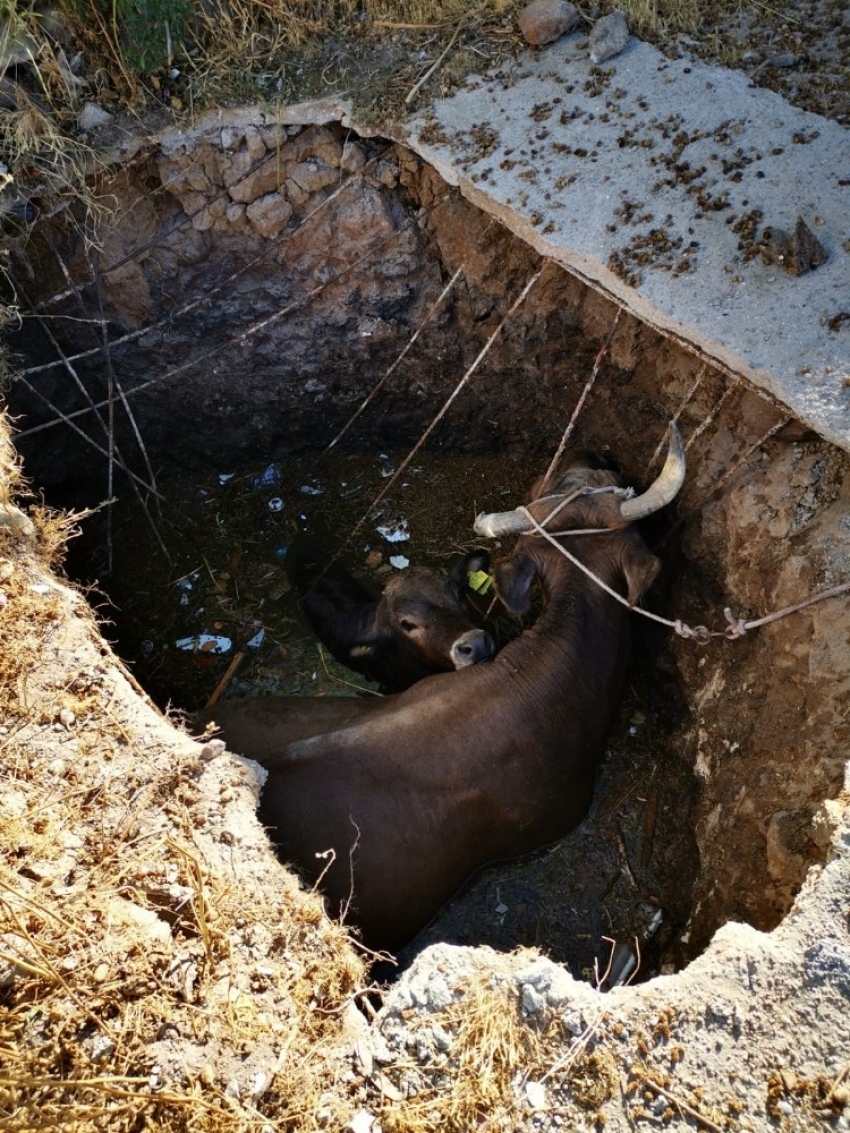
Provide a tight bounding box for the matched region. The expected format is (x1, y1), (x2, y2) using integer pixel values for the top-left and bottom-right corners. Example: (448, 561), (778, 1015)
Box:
(207, 428), (685, 950)
(289, 540), (495, 691)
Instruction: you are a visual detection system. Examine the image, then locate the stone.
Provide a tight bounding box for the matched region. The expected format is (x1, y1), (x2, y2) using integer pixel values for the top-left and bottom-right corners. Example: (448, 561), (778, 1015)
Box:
(244, 125), (266, 162)
(90, 1035), (116, 1062)
(284, 177), (309, 209)
(246, 193), (293, 239)
(349, 1110), (374, 1133)
(589, 9), (629, 62)
(526, 1080), (547, 1109)
(759, 216), (828, 276)
(221, 149), (254, 189)
(260, 125), (286, 149)
(372, 157), (400, 189)
(288, 158), (339, 195)
(190, 195), (226, 232)
(521, 983), (546, 1015)
(283, 125), (342, 169)
(518, 0), (580, 46)
(220, 126), (245, 151)
(341, 141), (367, 173)
(0, 503), (35, 538)
(227, 157), (286, 204)
(225, 201), (249, 232)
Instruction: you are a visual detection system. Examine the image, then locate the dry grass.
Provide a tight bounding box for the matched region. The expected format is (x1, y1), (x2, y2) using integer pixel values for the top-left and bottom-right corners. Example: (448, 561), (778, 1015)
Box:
(0, 400), (368, 1132)
(376, 971), (554, 1132)
(0, 0), (798, 244)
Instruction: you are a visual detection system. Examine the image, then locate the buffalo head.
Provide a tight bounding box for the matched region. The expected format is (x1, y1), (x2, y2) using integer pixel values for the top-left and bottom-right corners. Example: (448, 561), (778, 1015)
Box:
(290, 541), (495, 692)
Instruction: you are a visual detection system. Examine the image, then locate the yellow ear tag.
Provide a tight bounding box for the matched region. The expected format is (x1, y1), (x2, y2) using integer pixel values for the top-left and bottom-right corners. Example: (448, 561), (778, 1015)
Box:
(467, 569), (493, 595)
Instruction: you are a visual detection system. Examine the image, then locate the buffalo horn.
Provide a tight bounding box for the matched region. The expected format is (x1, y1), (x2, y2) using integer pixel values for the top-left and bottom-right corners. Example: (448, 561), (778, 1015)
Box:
(474, 423), (685, 537)
(619, 423), (686, 521)
(473, 507), (532, 539)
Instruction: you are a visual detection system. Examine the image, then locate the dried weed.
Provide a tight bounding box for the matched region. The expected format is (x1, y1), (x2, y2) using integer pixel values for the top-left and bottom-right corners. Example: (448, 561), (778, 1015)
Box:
(0, 401), (368, 1131)
(379, 971), (554, 1132)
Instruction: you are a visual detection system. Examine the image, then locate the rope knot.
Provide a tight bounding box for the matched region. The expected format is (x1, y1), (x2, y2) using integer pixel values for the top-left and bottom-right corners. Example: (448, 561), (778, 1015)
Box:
(723, 607), (748, 639)
(674, 621), (711, 644)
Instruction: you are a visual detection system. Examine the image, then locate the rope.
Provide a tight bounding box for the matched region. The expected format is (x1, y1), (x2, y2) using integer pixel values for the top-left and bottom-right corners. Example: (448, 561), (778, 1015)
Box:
(644, 362), (707, 478)
(514, 505), (850, 645)
(541, 308), (621, 490)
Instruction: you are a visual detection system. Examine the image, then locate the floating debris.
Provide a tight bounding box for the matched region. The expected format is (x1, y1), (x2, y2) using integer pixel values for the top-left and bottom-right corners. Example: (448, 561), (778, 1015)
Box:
(248, 463), (282, 490)
(267, 497), (284, 513)
(175, 633), (232, 654)
(389, 555), (410, 570)
(378, 453), (395, 478)
(377, 519), (410, 543)
(218, 473), (235, 485)
(246, 627), (265, 649)
(299, 483), (323, 496)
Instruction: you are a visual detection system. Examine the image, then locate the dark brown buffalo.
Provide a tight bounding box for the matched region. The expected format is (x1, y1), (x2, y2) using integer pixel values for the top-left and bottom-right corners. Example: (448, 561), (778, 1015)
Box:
(206, 429), (685, 950)
(289, 541), (495, 691)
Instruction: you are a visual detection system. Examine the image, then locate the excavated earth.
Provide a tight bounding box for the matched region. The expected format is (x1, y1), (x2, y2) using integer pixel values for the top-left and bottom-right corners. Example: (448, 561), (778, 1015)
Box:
(3, 31), (850, 1133)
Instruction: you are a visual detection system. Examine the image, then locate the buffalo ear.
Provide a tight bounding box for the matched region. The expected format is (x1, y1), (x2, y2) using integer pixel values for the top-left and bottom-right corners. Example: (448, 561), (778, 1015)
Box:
(620, 540), (661, 607)
(494, 552), (538, 616)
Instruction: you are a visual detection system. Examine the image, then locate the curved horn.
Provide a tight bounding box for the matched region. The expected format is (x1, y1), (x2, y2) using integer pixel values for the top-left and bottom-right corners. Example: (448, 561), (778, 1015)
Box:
(620, 422), (686, 521)
(474, 509), (533, 539)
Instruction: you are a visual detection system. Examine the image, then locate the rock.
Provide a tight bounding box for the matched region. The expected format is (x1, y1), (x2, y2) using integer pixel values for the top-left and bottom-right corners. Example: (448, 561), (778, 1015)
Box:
(78, 102), (113, 131)
(288, 158), (339, 195)
(221, 149), (254, 190)
(372, 157), (400, 189)
(284, 126), (342, 169)
(284, 177), (309, 209)
(191, 195), (226, 232)
(341, 141), (367, 173)
(244, 125), (266, 162)
(226, 155), (285, 205)
(259, 125), (286, 149)
(349, 1110), (374, 1133)
(518, 0), (580, 46)
(759, 216), (828, 275)
(246, 193), (293, 239)
(589, 9), (630, 63)
(1, 27), (39, 73)
(220, 126), (245, 151)
(225, 201), (249, 232)
(521, 983), (547, 1016)
(0, 503), (35, 539)
(764, 52), (798, 68)
(90, 1035), (116, 1062)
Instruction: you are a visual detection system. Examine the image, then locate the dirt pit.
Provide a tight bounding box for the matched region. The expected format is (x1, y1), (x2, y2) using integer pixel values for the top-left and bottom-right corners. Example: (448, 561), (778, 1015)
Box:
(6, 118), (850, 987)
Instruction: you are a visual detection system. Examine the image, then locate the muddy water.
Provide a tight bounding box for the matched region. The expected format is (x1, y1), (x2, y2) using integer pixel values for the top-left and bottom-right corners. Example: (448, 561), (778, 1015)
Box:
(73, 448), (539, 709)
(71, 446), (698, 982)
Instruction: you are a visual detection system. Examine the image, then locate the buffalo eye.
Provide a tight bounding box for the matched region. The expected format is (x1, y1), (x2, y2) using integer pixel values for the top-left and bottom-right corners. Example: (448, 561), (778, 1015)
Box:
(399, 618), (420, 634)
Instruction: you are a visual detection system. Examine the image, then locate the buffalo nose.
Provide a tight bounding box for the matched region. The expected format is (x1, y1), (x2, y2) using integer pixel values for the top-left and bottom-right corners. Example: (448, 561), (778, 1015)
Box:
(451, 629), (495, 668)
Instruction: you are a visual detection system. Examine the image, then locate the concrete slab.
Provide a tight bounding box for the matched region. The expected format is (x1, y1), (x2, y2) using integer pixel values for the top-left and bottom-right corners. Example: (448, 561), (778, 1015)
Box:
(383, 37), (850, 452)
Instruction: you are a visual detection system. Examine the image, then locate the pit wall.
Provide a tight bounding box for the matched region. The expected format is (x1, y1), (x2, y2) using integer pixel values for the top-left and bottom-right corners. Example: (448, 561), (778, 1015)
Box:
(3, 112), (850, 1129)
(6, 118), (850, 945)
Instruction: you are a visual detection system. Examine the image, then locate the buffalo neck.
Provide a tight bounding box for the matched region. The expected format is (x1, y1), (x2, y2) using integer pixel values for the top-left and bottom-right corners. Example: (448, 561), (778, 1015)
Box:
(490, 534), (631, 713)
